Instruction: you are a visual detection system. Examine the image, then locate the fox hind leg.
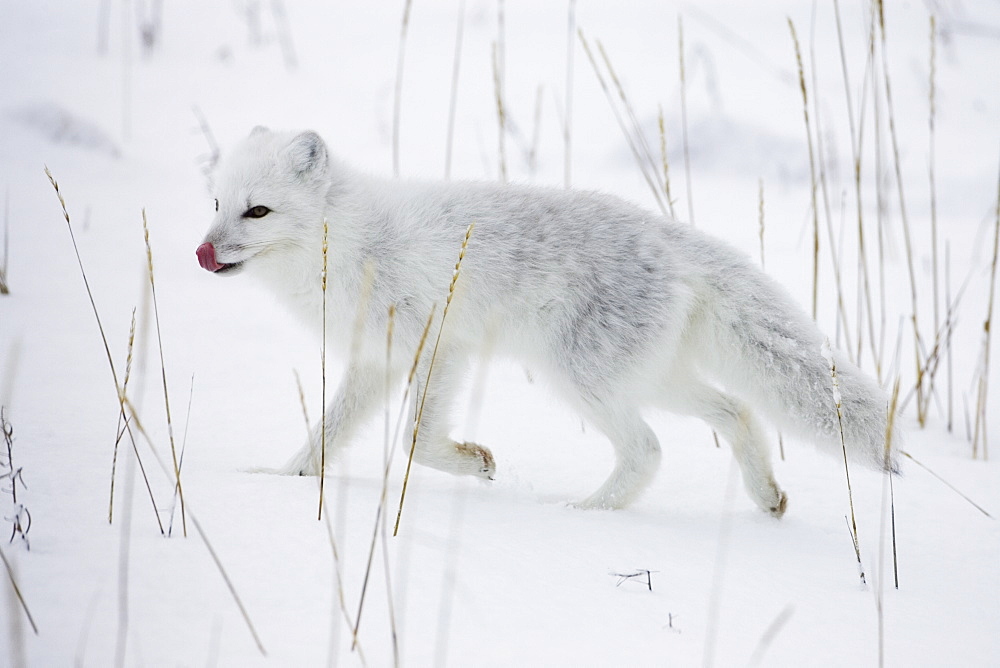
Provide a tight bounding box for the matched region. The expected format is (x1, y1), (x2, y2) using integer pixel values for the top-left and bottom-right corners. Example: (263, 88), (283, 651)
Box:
(663, 372), (787, 517)
(574, 401), (662, 510)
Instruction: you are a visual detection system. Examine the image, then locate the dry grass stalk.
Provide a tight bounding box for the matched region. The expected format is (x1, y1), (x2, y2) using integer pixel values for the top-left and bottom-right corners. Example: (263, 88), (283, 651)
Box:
(1, 543), (38, 635)
(492, 41), (508, 183)
(659, 106), (677, 219)
(822, 339), (865, 585)
(758, 182), (786, 461)
(972, 161), (1000, 459)
(44, 168), (162, 534)
(189, 511), (268, 655)
(877, 377), (901, 666)
(946, 243), (954, 432)
(900, 450), (993, 519)
(352, 305), (400, 661)
(392, 0), (414, 177)
(0, 187), (9, 295)
(293, 369), (310, 438)
(834, 0), (880, 376)
(871, 21), (888, 379)
(809, 9), (853, 359)
(876, 1), (926, 424)
(758, 178), (765, 270)
(577, 29), (667, 214)
(121, 396), (267, 655)
(527, 84), (544, 177)
(114, 440), (136, 668)
(142, 210), (187, 537)
(321, 494), (367, 665)
(108, 308), (137, 524)
(596, 40), (664, 197)
(168, 374), (196, 537)
(444, 0), (466, 180)
(747, 604), (794, 667)
(564, 0), (576, 188)
(929, 15), (940, 346)
(318, 220), (329, 520)
(906, 251), (976, 421)
(787, 18), (820, 321)
(395, 223), (475, 536)
(678, 15), (694, 226)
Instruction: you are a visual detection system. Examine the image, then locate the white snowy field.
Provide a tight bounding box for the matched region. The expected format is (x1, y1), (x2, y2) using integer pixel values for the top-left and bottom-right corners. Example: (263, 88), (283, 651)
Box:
(1, 0), (998, 666)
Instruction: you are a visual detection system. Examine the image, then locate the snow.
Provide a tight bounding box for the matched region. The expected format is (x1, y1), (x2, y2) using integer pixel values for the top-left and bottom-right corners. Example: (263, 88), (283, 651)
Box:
(1, 1), (998, 666)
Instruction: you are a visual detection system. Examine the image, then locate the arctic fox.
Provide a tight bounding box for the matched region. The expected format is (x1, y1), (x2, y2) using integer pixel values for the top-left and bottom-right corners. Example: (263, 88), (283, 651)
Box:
(197, 128), (897, 515)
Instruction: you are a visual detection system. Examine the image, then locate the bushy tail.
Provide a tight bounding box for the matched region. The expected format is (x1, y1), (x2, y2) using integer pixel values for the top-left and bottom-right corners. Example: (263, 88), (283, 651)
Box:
(701, 266), (898, 472)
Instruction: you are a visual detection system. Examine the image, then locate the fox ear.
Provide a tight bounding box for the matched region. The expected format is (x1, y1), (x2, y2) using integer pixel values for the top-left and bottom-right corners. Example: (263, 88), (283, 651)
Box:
(249, 125), (270, 137)
(284, 131), (328, 177)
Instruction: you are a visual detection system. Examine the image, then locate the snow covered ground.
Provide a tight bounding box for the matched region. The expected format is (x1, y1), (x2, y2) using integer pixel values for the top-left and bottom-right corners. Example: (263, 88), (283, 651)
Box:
(1, 1), (998, 665)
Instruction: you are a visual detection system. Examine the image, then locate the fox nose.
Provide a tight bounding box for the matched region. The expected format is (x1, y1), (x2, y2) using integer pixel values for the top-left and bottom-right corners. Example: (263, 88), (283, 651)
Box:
(196, 242), (225, 272)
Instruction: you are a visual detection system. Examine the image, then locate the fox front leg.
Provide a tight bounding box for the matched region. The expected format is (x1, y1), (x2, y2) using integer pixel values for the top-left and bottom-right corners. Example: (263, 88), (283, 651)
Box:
(281, 363), (382, 475)
(405, 350), (496, 479)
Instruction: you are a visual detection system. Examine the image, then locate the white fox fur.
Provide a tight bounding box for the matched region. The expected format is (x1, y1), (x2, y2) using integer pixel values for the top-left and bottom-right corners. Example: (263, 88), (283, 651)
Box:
(198, 128), (898, 515)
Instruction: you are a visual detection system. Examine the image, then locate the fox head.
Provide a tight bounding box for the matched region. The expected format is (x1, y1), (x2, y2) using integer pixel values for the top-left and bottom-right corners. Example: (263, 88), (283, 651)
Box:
(197, 128), (329, 276)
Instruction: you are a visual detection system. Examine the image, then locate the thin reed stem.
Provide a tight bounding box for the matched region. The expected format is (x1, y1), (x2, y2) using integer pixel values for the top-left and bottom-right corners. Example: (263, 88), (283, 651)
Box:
(293, 369), (310, 438)
(109, 308), (136, 524)
(788, 18), (820, 321)
(352, 306), (400, 660)
(444, 0), (465, 180)
(758, 178), (765, 270)
(929, 15), (940, 349)
(810, 6), (853, 358)
(0, 544), (38, 634)
(564, 0), (576, 188)
(900, 451), (993, 519)
(142, 210), (186, 537)
(0, 187), (8, 295)
(877, 377), (901, 666)
(395, 224), (474, 536)
(492, 41), (507, 183)
(973, 158), (1000, 459)
(392, 0), (414, 177)
(45, 168), (162, 535)
(659, 106), (677, 219)
(876, 0), (925, 424)
(577, 29), (666, 214)
(319, 220), (329, 520)
(678, 15), (694, 226)
(122, 397), (267, 654)
(946, 243), (953, 432)
(823, 340), (865, 586)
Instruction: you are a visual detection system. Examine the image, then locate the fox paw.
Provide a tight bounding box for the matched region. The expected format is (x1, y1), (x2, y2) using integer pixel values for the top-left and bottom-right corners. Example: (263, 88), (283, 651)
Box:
(768, 490), (788, 518)
(456, 441), (496, 480)
(279, 446), (321, 477)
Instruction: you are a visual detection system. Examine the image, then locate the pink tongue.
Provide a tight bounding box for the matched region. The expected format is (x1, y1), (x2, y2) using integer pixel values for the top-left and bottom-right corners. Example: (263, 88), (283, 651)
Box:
(196, 242), (225, 272)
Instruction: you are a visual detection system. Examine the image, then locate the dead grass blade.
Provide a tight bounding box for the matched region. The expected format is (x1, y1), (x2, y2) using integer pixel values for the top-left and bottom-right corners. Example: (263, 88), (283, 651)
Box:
(45, 168), (162, 535)
(787, 18), (820, 321)
(142, 209), (186, 537)
(395, 224), (474, 536)
(318, 220), (329, 520)
(823, 339), (865, 586)
(444, 0), (466, 180)
(972, 157), (1000, 459)
(577, 28), (667, 215)
(392, 0), (414, 177)
(900, 450), (993, 519)
(0, 544), (37, 635)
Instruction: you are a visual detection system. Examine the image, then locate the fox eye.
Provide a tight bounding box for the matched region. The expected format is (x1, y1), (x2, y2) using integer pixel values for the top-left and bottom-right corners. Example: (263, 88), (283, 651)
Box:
(214, 199), (219, 212)
(243, 205), (271, 219)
